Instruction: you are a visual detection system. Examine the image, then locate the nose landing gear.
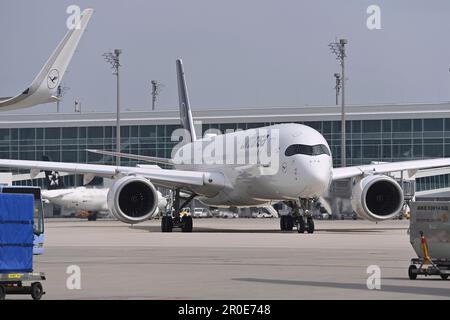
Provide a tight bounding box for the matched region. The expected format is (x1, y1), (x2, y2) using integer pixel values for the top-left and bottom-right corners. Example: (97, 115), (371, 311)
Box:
(281, 199), (316, 234)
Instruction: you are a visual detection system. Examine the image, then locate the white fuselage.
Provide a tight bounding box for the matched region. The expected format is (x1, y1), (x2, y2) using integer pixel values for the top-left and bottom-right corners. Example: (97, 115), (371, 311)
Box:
(173, 123), (333, 207)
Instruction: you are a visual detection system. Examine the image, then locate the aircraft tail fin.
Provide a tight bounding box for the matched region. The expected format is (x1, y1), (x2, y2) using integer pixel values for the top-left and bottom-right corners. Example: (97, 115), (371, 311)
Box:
(176, 59), (197, 142)
(42, 155), (64, 190)
(0, 8), (93, 110)
(30, 8), (94, 93)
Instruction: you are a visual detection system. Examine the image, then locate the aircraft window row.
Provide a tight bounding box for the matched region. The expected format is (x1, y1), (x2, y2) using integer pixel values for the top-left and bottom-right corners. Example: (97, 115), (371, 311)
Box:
(285, 144), (331, 157)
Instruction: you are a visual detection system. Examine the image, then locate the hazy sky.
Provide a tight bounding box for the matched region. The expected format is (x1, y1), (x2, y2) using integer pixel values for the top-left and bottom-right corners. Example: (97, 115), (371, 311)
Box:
(1, 0), (450, 114)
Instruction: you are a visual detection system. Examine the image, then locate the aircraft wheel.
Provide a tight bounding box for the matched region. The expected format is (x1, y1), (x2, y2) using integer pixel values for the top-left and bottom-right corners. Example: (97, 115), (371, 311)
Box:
(181, 216), (193, 232)
(281, 214), (294, 231)
(161, 216), (173, 232)
(297, 217), (306, 233)
(161, 216), (166, 232)
(306, 217), (315, 234)
(280, 216), (285, 231)
(408, 265), (417, 280)
(88, 213), (97, 221)
(280, 215), (290, 231)
(286, 215), (294, 230)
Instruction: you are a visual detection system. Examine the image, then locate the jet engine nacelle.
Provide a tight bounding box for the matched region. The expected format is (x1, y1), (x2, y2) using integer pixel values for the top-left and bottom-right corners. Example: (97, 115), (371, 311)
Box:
(107, 175), (159, 224)
(351, 175), (404, 221)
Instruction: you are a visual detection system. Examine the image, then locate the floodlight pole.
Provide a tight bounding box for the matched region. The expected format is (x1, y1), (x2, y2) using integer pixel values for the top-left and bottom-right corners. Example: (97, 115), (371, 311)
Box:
(151, 80), (163, 111)
(56, 85), (62, 113)
(115, 50), (121, 167)
(329, 39), (347, 167)
(334, 73), (341, 106)
(103, 49), (122, 166)
(56, 85), (70, 113)
(341, 39), (347, 168)
(151, 80), (157, 110)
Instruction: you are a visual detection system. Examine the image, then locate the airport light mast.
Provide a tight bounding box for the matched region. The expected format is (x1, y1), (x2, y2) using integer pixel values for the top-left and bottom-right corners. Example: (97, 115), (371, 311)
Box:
(329, 38), (347, 167)
(333, 73), (341, 106)
(74, 100), (81, 113)
(103, 49), (122, 166)
(151, 80), (164, 111)
(56, 84), (70, 113)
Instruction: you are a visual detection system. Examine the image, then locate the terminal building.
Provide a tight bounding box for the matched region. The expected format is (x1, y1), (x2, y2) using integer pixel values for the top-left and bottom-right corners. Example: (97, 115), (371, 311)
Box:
(2, 101), (450, 196)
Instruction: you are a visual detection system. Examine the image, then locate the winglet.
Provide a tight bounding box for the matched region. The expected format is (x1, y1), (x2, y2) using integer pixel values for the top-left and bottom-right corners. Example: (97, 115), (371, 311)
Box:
(176, 59), (197, 142)
(0, 8), (94, 111)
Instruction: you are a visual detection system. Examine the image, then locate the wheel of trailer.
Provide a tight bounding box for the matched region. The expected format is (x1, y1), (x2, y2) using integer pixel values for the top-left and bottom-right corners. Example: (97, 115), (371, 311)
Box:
(182, 216), (193, 232)
(88, 213), (97, 221)
(440, 274), (449, 280)
(0, 285), (5, 300)
(306, 217), (315, 234)
(31, 282), (44, 300)
(408, 265), (417, 280)
(297, 217), (306, 233)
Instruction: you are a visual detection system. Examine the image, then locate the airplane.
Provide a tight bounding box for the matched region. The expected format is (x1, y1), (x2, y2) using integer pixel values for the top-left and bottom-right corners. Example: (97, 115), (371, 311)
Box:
(0, 8), (93, 111)
(40, 156), (167, 222)
(2, 59), (450, 234)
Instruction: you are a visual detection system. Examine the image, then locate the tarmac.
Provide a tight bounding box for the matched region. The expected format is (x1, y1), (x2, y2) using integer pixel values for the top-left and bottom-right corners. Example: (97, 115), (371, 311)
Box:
(26, 218), (450, 299)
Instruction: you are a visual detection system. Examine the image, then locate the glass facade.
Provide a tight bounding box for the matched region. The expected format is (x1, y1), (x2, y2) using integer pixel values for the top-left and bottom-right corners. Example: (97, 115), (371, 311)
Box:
(312, 118), (450, 167)
(5, 117), (450, 189)
(416, 174), (450, 192)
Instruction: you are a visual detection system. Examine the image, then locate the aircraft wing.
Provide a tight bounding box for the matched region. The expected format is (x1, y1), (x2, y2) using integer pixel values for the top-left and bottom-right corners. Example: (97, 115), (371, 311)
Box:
(0, 159), (224, 191)
(0, 8), (93, 111)
(332, 158), (450, 180)
(87, 149), (173, 166)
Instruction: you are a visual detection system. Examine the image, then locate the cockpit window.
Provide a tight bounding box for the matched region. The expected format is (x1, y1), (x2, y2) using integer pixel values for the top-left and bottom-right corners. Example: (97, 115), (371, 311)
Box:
(285, 144), (330, 157)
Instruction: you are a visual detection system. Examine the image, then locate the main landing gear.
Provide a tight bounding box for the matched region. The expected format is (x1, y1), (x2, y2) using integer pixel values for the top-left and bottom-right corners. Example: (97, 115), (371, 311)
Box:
(280, 199), (315, 234)
(161, 189), (195, 233)
(87, 212), (98, 221)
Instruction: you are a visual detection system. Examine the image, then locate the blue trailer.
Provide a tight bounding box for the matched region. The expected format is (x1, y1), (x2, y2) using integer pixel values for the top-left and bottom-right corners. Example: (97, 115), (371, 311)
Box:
(0, 187), (45, 255)
(0, 193), (46, 300)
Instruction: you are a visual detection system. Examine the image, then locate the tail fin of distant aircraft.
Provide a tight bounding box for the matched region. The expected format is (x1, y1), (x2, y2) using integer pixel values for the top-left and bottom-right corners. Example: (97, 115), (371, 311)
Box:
(42, 155), (64, 190)
(176, 59), (197, 142)
(0, 8), (94, 111)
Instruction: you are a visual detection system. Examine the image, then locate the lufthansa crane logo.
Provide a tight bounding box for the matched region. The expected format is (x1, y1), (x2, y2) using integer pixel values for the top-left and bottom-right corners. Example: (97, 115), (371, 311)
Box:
(47, 69), (60, 89)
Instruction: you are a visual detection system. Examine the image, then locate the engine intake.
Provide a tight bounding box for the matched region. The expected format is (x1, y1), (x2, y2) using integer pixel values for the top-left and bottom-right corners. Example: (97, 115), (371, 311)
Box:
(351, 175), (404, 221)
(107, 176), (158, 224)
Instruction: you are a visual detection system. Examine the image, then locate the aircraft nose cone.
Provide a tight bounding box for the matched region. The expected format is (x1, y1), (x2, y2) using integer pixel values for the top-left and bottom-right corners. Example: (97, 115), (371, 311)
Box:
(303, 159), (332, 196)
(312, 165), (331, 188)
